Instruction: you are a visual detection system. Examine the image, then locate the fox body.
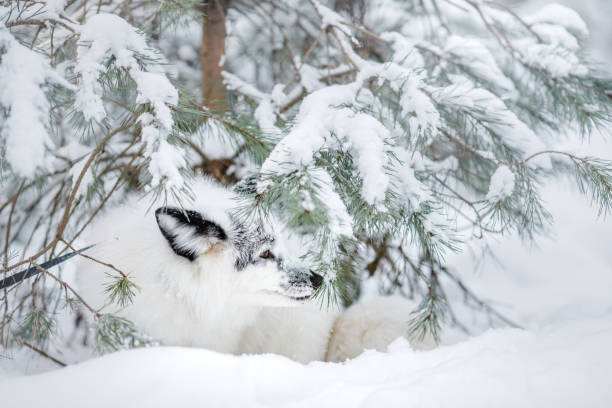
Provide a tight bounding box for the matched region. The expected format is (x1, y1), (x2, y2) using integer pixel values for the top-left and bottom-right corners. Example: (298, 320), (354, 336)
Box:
(77, 178), (429, 363)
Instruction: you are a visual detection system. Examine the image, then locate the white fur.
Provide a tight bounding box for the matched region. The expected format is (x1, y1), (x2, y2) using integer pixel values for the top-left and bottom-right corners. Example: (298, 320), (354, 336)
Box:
(326, 296), (437, 362)
(77, 179), (432, 363)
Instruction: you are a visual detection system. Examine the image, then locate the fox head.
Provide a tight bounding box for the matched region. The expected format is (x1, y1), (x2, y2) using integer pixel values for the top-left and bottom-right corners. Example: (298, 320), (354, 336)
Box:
(154, 204), (323, 307)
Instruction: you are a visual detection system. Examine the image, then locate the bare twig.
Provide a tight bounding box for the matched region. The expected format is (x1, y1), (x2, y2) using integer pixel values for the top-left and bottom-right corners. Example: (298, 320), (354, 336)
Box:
(3, 181), (25, 269)
(31, 260), (100, 317)
(16, 337), (67, 367)
(0, 121), (135, 277)
(60, 239), (127, 279)
(440, 267), (523, 329)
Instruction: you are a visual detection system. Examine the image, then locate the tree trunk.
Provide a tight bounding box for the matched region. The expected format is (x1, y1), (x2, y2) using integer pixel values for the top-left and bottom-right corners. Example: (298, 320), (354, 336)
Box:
(200, 0), (230, 111)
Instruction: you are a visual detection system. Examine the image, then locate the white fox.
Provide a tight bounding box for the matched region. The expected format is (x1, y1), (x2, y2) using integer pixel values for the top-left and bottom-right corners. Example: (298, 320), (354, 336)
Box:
(77, 178), (434, 363)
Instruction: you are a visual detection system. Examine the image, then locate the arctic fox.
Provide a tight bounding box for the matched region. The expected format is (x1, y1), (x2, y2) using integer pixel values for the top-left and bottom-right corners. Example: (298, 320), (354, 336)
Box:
(76, 178), (432, 363)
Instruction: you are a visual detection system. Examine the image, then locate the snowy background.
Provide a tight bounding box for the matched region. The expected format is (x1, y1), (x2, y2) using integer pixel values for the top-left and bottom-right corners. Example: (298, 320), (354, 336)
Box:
(1, 1), (612, 407)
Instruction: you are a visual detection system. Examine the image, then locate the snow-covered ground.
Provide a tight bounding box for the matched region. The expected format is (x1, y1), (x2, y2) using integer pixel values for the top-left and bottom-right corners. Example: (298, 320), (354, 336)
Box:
(1, 320), (611, 408)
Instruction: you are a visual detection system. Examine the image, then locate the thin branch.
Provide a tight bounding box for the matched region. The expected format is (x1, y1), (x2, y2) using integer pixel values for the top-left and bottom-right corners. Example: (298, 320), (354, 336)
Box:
(0, 121), (135, 276)
(3, 181), (25, 269)
(53, 119), (138, 249)
(16, 337), (66, 367)
(440, 267), (523, 329)
(60, 239), (127, 279)
(31, 260), (100, 317)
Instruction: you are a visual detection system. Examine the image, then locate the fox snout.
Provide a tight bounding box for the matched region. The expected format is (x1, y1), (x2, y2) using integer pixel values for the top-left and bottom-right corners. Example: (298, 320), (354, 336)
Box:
(309, 271), (323, 289)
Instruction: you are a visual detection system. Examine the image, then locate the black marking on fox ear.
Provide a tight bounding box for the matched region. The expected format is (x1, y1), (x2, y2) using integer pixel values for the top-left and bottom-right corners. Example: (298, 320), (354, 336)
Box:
(155, 207), (227, 261)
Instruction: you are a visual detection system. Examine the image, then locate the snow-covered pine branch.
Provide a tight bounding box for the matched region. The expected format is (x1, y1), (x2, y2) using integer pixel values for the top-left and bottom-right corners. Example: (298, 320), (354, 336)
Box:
(220, 0), (612, 323)
(2, 0), (612, 352)
(0, 0), (207, 352)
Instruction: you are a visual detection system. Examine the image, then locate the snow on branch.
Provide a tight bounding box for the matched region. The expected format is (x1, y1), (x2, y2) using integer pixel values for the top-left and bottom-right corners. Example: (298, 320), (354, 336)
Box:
(3, 0), (612, 351)
(260, 83), (390, 206)
(220, 0), (612, 308)
(75, 13), (185, 190)
(0, 26), (74, 178)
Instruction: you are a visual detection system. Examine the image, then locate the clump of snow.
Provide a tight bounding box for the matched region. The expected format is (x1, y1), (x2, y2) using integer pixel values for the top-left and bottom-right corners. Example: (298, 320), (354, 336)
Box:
(195, 121), (238, 159)
(443, 35), (516, 98)
(254, 98), (279, 132)
(260, 83), (390, 206)
(384, 66), (440, 137)
(75, 13), (184, 190)
(531, 23), (580, 50)
(75, 13), (176, 123)
(525, 3), (589, 39)
(177, 45), (197, 61)
(438, 78), (551, 168)
(76, 14), (146, 121)
(363, 0), (410, 33)
(310, 167), (354, 239)
(513, 4), (589, 78)
(131, 71), (178, 131)
(270, 84), (286, 107)
(357, 38), (439, 138)
(0, 27), (72, 178)
(69, 154), (95, 199)
(222, 74), (283, 134)
(317, 1), (356, 45)
(299, 63), (325, 92)
(55, 140), (91, 162)
(222, 71), (269, 102)
(395, 149), (432, 210)
(486, 165), (515, 202)
(42, 0), (66, 19)
(519, 39), (588, 78)
(138, 114), (186, 189)
(380, 32), (424, 72)
(148, 140), (186, 188)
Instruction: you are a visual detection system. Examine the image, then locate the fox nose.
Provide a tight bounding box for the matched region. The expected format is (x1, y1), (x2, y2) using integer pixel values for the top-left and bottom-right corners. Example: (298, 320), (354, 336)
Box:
(309, 271), (323, 289)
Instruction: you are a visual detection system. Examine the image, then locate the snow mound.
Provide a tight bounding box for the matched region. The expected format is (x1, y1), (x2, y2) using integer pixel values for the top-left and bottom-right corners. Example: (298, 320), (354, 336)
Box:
(2, 319), (611, 407)
(487, 165), (515, 202)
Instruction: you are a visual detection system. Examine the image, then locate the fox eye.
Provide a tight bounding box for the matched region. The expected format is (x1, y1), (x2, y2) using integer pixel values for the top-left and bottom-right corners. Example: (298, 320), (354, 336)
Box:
(259, 249), (274, 259)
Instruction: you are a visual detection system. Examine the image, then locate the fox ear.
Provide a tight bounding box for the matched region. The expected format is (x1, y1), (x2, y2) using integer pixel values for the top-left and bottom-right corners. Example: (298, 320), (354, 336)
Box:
(155, 207), (227, 261)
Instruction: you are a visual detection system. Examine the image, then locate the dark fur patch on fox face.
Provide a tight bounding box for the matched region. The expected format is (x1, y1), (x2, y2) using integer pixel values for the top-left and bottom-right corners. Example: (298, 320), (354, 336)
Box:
(229, 220), (323, 295)
(231, 221), (275, 271)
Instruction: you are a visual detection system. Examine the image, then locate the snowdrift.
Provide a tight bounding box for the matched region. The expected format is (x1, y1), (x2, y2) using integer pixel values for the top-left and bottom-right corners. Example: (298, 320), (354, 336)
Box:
(2, 319), (611, 408)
